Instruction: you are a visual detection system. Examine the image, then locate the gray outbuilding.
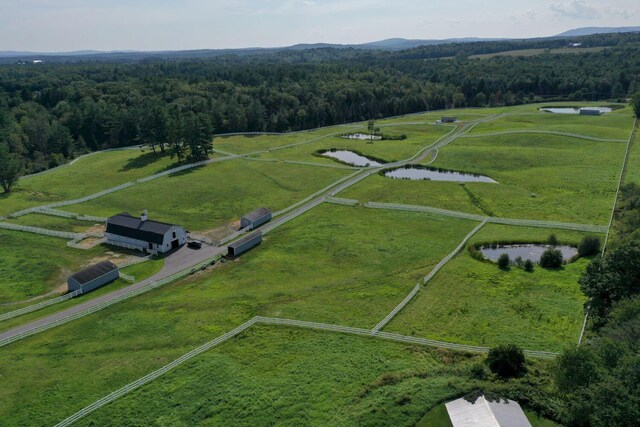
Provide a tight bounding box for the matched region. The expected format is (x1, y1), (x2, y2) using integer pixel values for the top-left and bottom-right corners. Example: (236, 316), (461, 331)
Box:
(579, 108), (602, 116)
(67, 261), (119, 294)
(240, 207), (272, 230)
(228, 231), (263, 257)
(441, 117), (457, 123)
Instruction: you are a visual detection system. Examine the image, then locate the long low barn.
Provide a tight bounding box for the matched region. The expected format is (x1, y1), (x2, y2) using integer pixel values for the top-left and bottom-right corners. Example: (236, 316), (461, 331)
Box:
(105, 211), (187, 254)
(228, 231), (263, 257)
(67, 261), (119, 294)
(240, 207), (272, 230)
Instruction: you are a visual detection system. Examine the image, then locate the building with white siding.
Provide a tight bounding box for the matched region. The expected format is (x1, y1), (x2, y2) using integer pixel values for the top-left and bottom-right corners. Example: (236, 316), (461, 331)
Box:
(105, 211), (187, 254)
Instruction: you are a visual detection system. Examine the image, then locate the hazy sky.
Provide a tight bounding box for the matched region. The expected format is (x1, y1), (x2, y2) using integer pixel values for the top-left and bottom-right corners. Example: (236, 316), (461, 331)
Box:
(0, 0), (638, 51)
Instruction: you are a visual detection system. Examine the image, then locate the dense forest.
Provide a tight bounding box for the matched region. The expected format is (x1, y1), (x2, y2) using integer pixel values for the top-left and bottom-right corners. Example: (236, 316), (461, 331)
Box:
(0, 31), (639, 177)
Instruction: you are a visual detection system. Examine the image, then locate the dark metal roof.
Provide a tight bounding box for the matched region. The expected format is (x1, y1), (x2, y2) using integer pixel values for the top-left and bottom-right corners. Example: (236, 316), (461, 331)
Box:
(242, 207), (271, 223)
(69, 261), (118, 285)
(106, 213), (175, 245)
(228, 231), (263, 249)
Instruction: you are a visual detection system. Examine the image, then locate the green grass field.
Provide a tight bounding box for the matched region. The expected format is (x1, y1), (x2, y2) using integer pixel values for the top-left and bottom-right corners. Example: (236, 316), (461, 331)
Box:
(61, 158), (351, 231)
(0, 149), (179, 217)
(255, 124), (451, 164)
(2, 103), (630, 426)
(468, 108), (634, 140)
(0, 229), (111, 303)
(0, 257), (164, 332)
(0, 205), (478, 425)
(5, 213), (100, 233)
(344, 133), (626, 224)
(76, 326), (483, 427)
(386, 224), (593, 352)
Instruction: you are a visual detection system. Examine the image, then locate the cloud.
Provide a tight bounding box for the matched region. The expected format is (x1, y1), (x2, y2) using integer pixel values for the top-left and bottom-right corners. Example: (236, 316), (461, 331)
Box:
(549, 1), (600, 19)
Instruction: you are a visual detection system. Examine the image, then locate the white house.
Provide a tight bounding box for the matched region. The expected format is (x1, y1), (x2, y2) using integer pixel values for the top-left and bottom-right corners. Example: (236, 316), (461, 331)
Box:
(105, 211), (187, 254)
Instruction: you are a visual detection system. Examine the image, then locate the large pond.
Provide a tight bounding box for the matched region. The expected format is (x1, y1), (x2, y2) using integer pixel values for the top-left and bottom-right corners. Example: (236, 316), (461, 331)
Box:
(480, 245), (578, 263)
(321, 150), (383, 167)
(540, 106), (612, 115)
(384, 167), (497, 183)
(341, 133), (382, 141)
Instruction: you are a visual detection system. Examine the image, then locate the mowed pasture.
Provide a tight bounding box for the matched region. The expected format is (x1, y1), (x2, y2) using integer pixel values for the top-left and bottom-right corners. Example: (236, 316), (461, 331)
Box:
(344, 133), (627, 224)
(77, 326), (484, 427)
(60, 158), (351, 231)
(0, 149), (180, 217)
(386, 224), (593, 352)
(214, 125), (355, 155)
(255, 124), (452, 164)
(0, 205), (477, 425)
(467, 107), (633, 140)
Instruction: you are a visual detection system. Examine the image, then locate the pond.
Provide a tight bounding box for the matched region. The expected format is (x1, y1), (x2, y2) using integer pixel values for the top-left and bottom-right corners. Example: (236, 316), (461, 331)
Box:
(384, 167), (497, 183)
(341, 133), (382, 141)
(539, 106), (612, 115)
(480, 245), (578, 263)
(321, 150), (383, 167)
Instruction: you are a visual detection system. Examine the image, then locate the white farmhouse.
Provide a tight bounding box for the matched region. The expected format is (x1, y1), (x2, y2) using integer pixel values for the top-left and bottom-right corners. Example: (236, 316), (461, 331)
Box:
(105, 211), (187, 254)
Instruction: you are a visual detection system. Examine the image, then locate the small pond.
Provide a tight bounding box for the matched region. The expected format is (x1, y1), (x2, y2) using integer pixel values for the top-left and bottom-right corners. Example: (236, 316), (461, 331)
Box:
(341, 133), (382, 141)
(321, 150), (383, 167)
(540, 107), (612, 115)
(480, 245), (578, 263)
(384, 167), (497, 183)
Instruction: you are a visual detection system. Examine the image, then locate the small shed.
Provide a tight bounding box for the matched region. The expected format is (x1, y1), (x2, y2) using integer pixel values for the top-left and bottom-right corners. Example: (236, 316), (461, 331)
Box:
(228, 232), (263, 257)
(67, 261), (119, 294)
(240, 208), (272, 230)
(445, 395), (531, 427)
(579, 108), (601, 116)
(441, 117), (457, 123)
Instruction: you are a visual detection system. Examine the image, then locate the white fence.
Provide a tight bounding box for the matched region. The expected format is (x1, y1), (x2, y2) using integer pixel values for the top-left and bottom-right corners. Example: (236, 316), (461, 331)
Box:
(53, 314), (559, 426)
(363, 201), (609, 233)
(38, 208), (107, 223)
(10, 182), (135, 218)
(364, 201), (485, 221)
(217, 226), (252, 246)
(486, 217), (608, 233)
(0, 221), (83, 240)
(0, 290), (82, 323)
(54, 316), (260, 427)
(0, 252), (224, 349)
(371, 284), (420, 333)
(324, 197), (359, 207)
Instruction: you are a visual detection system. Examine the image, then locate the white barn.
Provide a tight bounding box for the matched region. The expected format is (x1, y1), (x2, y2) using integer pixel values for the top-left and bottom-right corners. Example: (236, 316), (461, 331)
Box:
(105, 211), (187, 254)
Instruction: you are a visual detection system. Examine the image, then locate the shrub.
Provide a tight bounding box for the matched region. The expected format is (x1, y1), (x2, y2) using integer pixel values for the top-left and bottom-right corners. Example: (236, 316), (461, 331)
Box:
(540, 248), (563, 268)
(578, 236), (601, 257)
(548, 234), (559, 246)
(487, 344), (527, 378)
(523, 259), (534, 272)
(514, 256), (523, 268)
(470, 362), (488, 380)
(497, 253), (510, 270)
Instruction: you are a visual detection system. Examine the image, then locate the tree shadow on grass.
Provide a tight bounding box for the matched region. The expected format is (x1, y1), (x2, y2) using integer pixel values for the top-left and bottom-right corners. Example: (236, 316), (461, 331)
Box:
(120, 150), (175, 172)
(167, 164), (207, 178)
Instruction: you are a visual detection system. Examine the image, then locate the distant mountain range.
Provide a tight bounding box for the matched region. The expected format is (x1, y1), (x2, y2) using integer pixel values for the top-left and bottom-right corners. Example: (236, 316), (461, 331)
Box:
(1, 26), (638, 59)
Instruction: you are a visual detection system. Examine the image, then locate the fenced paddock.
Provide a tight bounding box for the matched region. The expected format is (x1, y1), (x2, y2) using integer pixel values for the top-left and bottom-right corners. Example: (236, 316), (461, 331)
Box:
(53, 315), (558, 426)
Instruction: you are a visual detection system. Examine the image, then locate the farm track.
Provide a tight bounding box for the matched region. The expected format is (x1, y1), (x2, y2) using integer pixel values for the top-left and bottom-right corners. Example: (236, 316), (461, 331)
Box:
(0, 118), (482, 346)
(3, 109), (633, 425)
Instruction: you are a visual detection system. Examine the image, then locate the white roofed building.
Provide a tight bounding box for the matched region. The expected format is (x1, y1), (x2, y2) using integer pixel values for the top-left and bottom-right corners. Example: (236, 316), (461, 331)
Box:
(445, 395), (532, 427)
